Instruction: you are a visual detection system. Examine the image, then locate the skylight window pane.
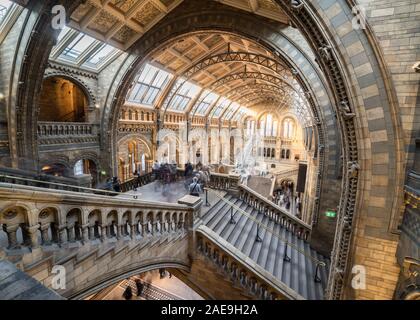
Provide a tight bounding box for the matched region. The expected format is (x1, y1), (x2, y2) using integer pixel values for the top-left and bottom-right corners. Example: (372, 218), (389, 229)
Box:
(86, 44), (115, 65)
(152, 70), (171, 87)
(56, 26), (70, 43)
(138, 64), (153, 83)
(61, 34), (84, 58)
(0, 0), (12, 24)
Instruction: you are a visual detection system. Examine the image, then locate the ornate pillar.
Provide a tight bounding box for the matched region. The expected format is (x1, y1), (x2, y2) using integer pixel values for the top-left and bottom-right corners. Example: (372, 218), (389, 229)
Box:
(3, 224), (19, 249)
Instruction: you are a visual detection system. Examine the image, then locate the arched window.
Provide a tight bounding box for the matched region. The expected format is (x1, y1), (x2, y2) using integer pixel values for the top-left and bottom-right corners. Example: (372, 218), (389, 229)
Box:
(283, 118), (295, 139)
(259, 113), (278, 137)
(74, 160), (84, 176)
(246, 119), (255, 136)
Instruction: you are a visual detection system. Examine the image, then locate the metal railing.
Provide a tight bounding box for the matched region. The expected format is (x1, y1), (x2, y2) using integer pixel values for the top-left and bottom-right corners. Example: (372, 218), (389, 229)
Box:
(205, 188), (326, 282)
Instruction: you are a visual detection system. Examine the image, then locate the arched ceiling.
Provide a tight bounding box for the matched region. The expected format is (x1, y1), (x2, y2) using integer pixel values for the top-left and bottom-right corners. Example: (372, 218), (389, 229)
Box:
(67, 0), (289, 50)
(40, 0), (311, 126)
(125, 31), (313, 126)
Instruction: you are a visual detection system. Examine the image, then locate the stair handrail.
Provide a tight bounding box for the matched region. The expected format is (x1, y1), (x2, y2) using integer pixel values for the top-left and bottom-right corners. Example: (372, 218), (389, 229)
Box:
(205, 188), (326, 267)
(239, 183), (311, 230)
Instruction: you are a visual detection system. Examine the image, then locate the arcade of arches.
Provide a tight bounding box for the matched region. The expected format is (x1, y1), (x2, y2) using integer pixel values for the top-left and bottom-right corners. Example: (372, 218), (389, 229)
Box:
(0, 0), (418, 301)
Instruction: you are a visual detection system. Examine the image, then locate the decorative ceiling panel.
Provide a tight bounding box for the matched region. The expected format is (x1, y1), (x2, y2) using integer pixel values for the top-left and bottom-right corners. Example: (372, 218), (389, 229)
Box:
(71, 2), (94, 23)
(132, 2), (161, 28)
(113, 25), (137, 43)
(91, 10), (118, 34)
(109, 0), (138, 14)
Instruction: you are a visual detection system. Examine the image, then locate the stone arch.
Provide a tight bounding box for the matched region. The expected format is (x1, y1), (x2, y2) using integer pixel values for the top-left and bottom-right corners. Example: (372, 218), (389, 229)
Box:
(42, 72), (97, 110)
(37, 207), (60, 245)
(68, 261), (191, 300)
(0, 205), (30, 249)
(98, 0), (404, 300)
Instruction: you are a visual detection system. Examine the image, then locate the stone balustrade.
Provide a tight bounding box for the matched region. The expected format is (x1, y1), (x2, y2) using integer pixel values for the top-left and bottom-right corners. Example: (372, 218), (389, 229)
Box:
(0, 183), (198, 252)
(208, 172), (234, 190)
(37, 122), (97, 137)
(196, 228), (302, 300)
(37, 122), (99, 147)
(238, 185), (311, 241)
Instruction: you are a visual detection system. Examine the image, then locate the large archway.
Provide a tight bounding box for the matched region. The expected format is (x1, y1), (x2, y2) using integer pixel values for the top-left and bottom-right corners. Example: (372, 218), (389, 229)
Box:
(3, 0), (407, 301)
(97, 0), (404, 300)
(38, 77), (88, 122)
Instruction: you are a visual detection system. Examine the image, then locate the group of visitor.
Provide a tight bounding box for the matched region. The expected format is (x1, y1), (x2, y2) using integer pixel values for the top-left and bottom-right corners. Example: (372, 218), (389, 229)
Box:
(105, 177), (121, 193)
(151, 160), (178, 183)
(273, 181), (302, 219)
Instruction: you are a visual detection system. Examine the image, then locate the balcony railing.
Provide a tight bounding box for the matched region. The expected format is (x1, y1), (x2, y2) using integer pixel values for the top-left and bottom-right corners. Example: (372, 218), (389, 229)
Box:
(37, 122), (98, 137)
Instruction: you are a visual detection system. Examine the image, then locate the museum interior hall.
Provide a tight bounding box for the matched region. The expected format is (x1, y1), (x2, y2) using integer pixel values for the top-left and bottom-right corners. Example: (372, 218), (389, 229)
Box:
(0, 0), (418, 301)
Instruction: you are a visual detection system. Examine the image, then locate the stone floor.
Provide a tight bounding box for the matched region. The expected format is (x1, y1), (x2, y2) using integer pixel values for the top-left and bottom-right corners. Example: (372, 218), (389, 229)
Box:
(122, 180), (190, 203)
(97, 270), (203, 300)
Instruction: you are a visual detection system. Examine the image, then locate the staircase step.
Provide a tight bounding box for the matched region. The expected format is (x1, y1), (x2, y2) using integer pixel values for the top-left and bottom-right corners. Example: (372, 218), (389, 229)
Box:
(248, 215), (269, 262)
(265, 222), (280, 274)
(241, 211), (265, 258)
(230, 207), (256, 246)
(207, 198), (242, 232)
(201, 194), (233, 224)
(217, 201), (249, 238)
(256, 218), (275, 268)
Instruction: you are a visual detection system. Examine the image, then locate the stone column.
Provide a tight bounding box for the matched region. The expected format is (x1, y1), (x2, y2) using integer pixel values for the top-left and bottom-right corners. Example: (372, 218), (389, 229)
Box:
(142, 222), (148, 237)
(3, 224), (19, 249)
(130, 224), (136, 239)
(25, 225), (40, 249)
(58, 226), (67, 244)
(81, 224), (89, 243)
(67, 225), (75, 242)
(101, 225), (107, 242)
(88, 226), (95, 240)
(116, 224), (121, 240)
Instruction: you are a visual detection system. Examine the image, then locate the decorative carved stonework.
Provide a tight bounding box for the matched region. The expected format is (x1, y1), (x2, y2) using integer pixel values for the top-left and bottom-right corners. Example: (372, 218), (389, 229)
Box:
(3, 210), (18, 219)
(47, 61), (98, 80)
(339, 101), (355, 120)
(318, 45), (333, 62)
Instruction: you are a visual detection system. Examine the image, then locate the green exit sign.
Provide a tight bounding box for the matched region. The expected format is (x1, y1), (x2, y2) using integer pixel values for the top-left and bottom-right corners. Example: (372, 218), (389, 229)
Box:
(325, 210), (337, 218)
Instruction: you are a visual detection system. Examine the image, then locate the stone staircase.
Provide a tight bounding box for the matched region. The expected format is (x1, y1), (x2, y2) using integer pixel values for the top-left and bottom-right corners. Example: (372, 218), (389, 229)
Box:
(200, 193), (330, 300)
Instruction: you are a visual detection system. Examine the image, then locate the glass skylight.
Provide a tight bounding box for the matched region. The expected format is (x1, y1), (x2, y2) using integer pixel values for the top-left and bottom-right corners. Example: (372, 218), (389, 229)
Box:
(194, 90), (219, 115)
(223, 102), (240, 120)
(83, 44), (115, 67)
(56, 26), (71, 42)
(61, 33), (96, 60)
(232, 108), (246, 122)
(212, 97), (231, 118)
(128, 63), (172, 106)
(168, 80), (201, 111)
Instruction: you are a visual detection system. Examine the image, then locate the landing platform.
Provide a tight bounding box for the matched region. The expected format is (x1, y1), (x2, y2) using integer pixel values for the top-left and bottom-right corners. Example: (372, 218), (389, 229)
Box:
(122, 180), (190, 203)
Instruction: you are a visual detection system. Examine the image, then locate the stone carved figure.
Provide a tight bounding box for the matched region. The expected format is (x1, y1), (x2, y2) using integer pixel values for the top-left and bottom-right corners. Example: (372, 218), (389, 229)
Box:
(290, 0), (304, 11)
(339, 101), (355, 119)
(318, 45), (333, 62)
(348, 161), (360, 178)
